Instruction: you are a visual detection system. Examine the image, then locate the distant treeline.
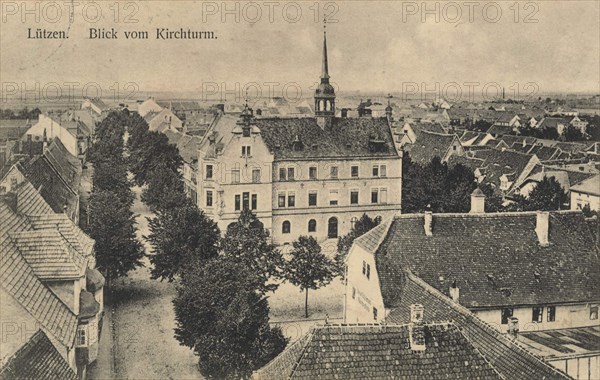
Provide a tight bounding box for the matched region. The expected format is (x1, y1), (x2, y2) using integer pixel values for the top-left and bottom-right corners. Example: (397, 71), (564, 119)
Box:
(0, 107), (41, 120)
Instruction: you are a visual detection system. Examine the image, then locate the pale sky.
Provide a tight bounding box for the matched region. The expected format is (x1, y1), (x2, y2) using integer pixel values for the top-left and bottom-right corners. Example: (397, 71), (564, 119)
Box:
(1, 0), (599, 99)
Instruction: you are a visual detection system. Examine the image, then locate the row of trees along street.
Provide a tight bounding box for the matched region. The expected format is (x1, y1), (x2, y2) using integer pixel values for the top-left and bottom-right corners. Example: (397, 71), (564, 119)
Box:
(85, 110), (144, 288)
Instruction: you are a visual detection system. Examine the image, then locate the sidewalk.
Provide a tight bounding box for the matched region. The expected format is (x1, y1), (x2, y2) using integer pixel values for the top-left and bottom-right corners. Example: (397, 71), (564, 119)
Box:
(87, 295), (115, 379)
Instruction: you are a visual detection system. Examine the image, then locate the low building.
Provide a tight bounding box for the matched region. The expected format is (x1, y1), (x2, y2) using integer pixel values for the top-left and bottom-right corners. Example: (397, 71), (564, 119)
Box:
(570, 175), (600, 211)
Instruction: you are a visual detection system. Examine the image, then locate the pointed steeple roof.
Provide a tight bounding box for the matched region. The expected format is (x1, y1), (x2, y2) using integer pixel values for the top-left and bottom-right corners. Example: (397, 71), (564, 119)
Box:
(321, 23), (330, 80)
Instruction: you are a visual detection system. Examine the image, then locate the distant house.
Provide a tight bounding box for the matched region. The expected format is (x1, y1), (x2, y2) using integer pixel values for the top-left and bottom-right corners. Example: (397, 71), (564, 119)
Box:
(468, 148), (540, 193)
(23, 114), (80, 157)
(345, 193), (599, 378)
(137, 98), (163, 118)
(402, 129), (464, 165)
(81, 98), (108, 116)
(164, 130), (201, 204)
(144, 108), (183, 132)
(570, 175), (600, 211)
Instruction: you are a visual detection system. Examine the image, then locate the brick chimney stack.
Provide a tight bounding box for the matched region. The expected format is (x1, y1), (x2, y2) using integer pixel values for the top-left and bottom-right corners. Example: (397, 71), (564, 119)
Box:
(470, 188), (485, 213)
(449, 280), (460, 303)
(409, 304), (426, 351)
(535, 211), (550, 247)
(424, 212), (433, 236)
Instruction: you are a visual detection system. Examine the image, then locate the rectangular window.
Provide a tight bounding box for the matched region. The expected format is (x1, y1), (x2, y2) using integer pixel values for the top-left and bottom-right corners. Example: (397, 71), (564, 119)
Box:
(372, 165), (379, 177)
(309, 166), (318, 180)
(373, 307), (378, 321)
(350, 190), (359, 205)
(76, 327), (87, 346)
(252, 169), (261, 183)
(371, 188), (379, 204)
(308, 192), (317, 207)
(231, 169), (240, 184)
(547, 306), (556, 322)
(532, 307), (543, 323)
(242, 192), (250, 210)
(278, 193), (286, 208)
(501, 308), (513, 324)
(380, 165), (387, 177)
(206, 191), (213, 207)
(330, 166), (338, 179)
(366, 264), (371, 280)
(206, 165), (213, 179)
(279, 167), (286, 181)
(235, 195), (241, 211)
(251, 194), (257, 210)
(287, 167), (295, 181)
(380, 188), (388, 204)
(329, 189), (338, 206)
(591, 305), (598, 320)
(351, 165), (359, 178)
(242, 146), (251, 156)
(352, 287), (356, 299)
(288, 192), (296, 208)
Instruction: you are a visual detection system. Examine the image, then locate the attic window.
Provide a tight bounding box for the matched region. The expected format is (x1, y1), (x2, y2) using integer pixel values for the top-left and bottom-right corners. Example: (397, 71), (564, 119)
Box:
(312, 144), (318, 150)
(486, 273), (494, 282)
(534, 271), (540, 282)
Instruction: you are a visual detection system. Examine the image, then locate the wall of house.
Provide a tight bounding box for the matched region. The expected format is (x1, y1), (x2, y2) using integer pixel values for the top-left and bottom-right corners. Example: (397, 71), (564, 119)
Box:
(474, 303), (599, 332)
(271, 157), (402, 244)
(571, 191), (600, 211)
(344, 244), (387, 323)
(549, 355), (599, 380)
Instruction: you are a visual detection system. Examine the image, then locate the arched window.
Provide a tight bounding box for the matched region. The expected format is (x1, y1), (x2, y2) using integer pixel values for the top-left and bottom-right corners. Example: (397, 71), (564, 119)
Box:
(319, 100), (325, 111)
(308, 219), (317, 233)
(374, 215), (382, 224)
(350, 217), (358, 230)
(328, 217), (338, 239)
(282, 221), (291, 234)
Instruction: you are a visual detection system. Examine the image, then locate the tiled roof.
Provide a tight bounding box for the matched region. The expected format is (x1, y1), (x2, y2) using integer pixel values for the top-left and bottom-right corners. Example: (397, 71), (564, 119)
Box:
(385, 274), (570, 380)
(254, 117), (398, 160)
(13, 180), (55, 215)
(571, 174), (600, 196)
(19, 140), (80, 220)
(0, 202), (78, 347)
(519, 326), (600, 359)
(368, 211), (599, 309)
(404, 130), (458, 164)
(254, 322), (503, 380)
(470, 148), (537, 191)
(528, 145), (561, 161)
(9, 229), (87, 280)
(0, 330), (77, 380)
(164, 130), (200, 164)
(353, 218), (392, 253)
(486, 124), (515, 136)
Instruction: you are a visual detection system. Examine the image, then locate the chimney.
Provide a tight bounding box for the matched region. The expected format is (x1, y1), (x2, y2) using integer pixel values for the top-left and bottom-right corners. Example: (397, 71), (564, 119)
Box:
(535, 211), (550, 247)
(409, 304), (426, 351)
(1, 192), (18, 213)
(470, 188), (485, 213)
(449, 280), (460, 303)
(508, 317), (519, 338)
(424, 212), (433, 236)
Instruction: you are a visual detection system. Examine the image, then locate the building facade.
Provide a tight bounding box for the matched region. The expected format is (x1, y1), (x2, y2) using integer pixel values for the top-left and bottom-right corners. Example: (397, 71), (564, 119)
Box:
(196, 31), (402, 245)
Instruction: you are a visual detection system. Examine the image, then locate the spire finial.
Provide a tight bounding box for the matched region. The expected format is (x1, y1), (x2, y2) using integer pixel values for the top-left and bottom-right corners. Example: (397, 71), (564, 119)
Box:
(321, 17), (329, 80)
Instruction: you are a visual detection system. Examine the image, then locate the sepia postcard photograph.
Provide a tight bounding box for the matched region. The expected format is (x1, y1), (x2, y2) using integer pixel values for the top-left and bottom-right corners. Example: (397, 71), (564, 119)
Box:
(0, 1), (599, 379)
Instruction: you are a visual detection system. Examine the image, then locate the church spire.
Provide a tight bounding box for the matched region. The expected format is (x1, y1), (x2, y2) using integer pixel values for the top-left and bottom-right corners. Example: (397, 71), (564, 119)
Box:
(321, 21), (329, 80)
(315, 17), (335, 129)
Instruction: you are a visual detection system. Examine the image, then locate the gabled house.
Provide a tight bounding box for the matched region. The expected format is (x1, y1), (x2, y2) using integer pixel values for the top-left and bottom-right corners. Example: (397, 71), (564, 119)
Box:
(23, 114), (80, 158)
(570, 174), (600, 211)
(469, 148), (540, 193)
(137, 98), (163, 118)
(345, 193), (599, 379)
(402, 130), (464, 165)
(144, 108), (184, 133)
(81, 98), (108, 116)
(0, 178), (104, 378)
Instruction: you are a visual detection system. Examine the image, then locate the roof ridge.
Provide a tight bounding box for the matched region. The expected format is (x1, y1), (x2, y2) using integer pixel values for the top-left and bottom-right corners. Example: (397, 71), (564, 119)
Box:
(287, 327), (317, 380)
(392, 210), (582, 219)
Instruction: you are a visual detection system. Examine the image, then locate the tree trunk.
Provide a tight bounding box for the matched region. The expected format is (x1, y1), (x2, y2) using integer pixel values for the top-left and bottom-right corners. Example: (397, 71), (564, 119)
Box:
(305, 288), (309, 318)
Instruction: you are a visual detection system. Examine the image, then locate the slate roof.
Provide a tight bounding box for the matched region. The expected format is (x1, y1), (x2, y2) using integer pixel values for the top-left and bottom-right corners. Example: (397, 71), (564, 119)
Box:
(470, 149), (537, 191)
(385, 274), (570, 380)
(18, 138), (81, 220)
(487, 124), (515, 136)
(528, 145), (562, 161)
(164, 130), (200, 164)
(367, 211), (599, 310)
(0, 201), (78, 347)
(519, 326), (600, 359)
(254, 322), (503, 380)
(0, 119), (30, 140)
(0, 330), (77, 380)
(404, 130), (458, 165)
(254, 117), (398, 160)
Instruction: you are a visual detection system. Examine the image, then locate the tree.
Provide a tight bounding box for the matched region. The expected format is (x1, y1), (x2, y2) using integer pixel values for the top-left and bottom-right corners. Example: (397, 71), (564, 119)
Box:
(147, 203), (220, 281)
(336, 214), (379, 276)
(563, 125), (584, 142)
(129, 130), (182, 186)
(173, 257), (287, 379)
(524, 176), (568, 211)
(141, 163), (189, 212)
(221, 210), (283, 294)
(283, 236), (336, 318)
(92, 158), (134, 207)
(88, 190), (145, 286)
